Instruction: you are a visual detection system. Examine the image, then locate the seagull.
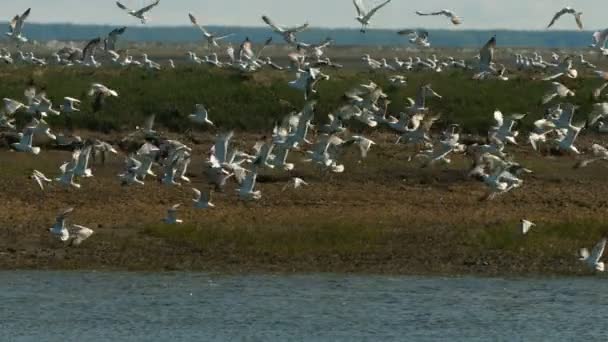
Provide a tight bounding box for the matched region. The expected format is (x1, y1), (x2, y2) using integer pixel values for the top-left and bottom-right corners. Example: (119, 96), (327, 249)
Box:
(574, 144), (608, 168)
(192, 188), (215, 209)
(238, 168), (262, 201)
(163, 204), (183, 224)
(542, 82), (575, 104)
(11, 128), (40, 155)
(415, 9), (462, 25)
(31, 170), (52, 190)
(116, 0), (160, 24)
(353, 0), (392, 33)
(521, 219), (535, 235)
(397, 29), (431, 48)
(282, 177), (309, 191)
(70, 225), (94, 246)
(89, 83), (118, 97)
(547, 7), (583, 30)
(261, 15), (309, 45)
(6, 8), (31, 44)
(49, 208), (73, 242)
(189, 104), (214, 126)
(60, 97), (81, 113)
(591, 29), (608, 55)
(579, 238), (606, 272)
(189, 13), (234, 47)
(104, 27), (127, 51)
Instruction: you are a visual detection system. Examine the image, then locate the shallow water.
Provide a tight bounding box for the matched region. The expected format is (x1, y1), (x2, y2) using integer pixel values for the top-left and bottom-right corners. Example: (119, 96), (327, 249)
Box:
(1, 271), (607, 341)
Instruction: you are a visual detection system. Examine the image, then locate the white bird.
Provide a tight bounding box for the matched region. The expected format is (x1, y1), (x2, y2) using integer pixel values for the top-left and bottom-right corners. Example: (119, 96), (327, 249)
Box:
(189, 13), (234, 47)
(163, 204), (183, 224)
(238, 168), (262, 201)
(11, 128), (40, 155)
(397, 29), (431, 48)
(353, 0), (392, 33)
(116, 0), (160, 24)
(542, 82), (575, 104)
(579, 238), (606, 272)
(192, 188), (215, 209)
(56, 150), (82, 189)
(6, 8), (31, 44)
(521, 219), (535, 235)
(31, 170), (51, 190)
(416, 9), (462, 25)
(49, 208), (73, 242)
(261, 15), (309, 44)
(282, 177), (309, 191)
(60, 97), (81, 113)
(88, 83), (119, 97)
(591, 29), (608, 55)
(547, 7), (583, 30)
(189, 104), (214, 126)
(574, 144), (608, 168)
(70, 225), (94, 246)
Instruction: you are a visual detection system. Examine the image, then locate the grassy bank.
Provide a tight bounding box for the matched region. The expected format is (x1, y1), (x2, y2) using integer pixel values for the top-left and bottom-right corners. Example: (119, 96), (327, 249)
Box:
(0, 66), (603, 134)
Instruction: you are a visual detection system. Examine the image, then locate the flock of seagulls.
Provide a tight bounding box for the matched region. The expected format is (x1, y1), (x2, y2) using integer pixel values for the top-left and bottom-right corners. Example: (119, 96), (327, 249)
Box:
(1, 2), (607, 273)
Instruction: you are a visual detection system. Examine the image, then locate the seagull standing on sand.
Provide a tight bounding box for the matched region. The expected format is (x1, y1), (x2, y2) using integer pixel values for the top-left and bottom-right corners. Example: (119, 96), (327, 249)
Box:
(116, 0), (160, 24)
(189, 13), (234, 47)
(547, 7), (583, 30)
(353, 0), (393, 33)
(415, 9), (462, 25)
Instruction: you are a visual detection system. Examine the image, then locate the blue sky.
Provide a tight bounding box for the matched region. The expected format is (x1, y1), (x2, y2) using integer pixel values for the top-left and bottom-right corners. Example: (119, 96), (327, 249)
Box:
(2, 0), (605, 30)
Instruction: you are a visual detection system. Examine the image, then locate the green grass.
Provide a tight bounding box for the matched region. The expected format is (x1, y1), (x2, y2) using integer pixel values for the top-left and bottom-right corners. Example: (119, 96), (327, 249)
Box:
(0, 66), (602, 134)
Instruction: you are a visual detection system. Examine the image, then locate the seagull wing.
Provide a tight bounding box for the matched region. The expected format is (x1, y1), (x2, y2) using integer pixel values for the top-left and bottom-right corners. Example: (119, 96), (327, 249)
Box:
(366, 0), (392, 19)
(116, 1), (130, 11)
(262, 15), (285, 33)
(589, 238), (607, 265)
(479, 35), (496, 70)
(189, 13), (211, 36)
(575, 13), (583, 30)
(192, 188), (202, 201)
(135, 0), (160, 15)
(353, 0), (365, 16)
(547, 8), (568, 28)
(82, 37), (101, 61)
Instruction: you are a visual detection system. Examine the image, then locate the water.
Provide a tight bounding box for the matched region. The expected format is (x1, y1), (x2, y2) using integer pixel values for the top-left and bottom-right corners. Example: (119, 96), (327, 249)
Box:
(1, 272), (607, 341)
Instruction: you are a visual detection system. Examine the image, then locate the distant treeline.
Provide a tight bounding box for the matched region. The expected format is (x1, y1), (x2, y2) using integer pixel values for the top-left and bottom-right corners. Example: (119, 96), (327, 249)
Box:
(2, 23), (596, 48)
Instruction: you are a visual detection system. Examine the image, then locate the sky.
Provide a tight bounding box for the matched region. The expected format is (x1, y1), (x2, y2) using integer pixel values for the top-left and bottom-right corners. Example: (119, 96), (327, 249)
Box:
(2, 0), (606, 30)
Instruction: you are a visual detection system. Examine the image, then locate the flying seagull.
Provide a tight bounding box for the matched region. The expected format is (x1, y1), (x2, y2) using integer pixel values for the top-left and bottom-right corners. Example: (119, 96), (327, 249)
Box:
(189, 13), (234, 47)
(261, 15), (309, 44)
(6, 8), (31, 44)
(547, 7), (583, 30)
(415, 9), (462, 25)
(579, 238), (606, 272)
(104, 27), (127, 51)
(116, 0), (160, 24)
(353, 0), (392, 33)
(521, 219), (535, 235)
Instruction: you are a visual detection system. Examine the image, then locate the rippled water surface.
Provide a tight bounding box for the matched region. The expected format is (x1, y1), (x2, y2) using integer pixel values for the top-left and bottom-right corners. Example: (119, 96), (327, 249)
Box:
(1, 272), (607, 341)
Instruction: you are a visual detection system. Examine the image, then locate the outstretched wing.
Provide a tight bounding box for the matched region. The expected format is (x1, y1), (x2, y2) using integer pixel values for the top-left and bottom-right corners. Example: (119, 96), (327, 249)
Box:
(353, 0), (365, 16)
(82, 37), (101, 61)
(547, 8), (567, 28)
(116, 1), (130, 11)
(590, 238), (607, 265)
(262, 15), (285, 33)
(367, 0), (392, 18)
(136, 0), (160, 15)
(479, 35), (496, 70)
(189, 13), (211, 36)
